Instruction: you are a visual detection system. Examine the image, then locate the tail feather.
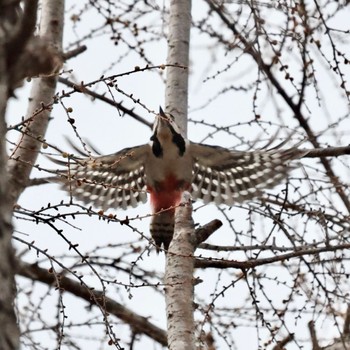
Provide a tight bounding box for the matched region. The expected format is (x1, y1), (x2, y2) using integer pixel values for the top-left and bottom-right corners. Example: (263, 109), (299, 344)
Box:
(150, 211), (175, 252)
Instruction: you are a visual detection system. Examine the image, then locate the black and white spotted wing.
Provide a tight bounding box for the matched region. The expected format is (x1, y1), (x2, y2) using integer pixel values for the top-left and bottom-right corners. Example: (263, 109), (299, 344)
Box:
(58, 144), (149, 211)
(189, 142), (306, 205)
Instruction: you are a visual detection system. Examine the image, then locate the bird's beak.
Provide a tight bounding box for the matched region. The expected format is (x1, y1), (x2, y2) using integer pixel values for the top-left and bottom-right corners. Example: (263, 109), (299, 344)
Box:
(156, 106), (170, 128)
(153, 107), (168, 132)
(159, 106), (166, 117)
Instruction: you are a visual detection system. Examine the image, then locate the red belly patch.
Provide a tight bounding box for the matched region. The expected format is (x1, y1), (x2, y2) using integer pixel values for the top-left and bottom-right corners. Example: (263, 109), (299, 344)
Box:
(148, 175), (189, 212)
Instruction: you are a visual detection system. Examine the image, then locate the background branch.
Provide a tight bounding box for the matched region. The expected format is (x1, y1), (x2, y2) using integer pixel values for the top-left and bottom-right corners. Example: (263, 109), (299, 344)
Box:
(17, 262), (168, 346)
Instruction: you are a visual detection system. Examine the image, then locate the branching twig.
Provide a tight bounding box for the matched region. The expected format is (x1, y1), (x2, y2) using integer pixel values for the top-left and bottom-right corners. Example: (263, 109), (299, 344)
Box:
(195, 243), (350, 269)
(58, 77), (152, 128)
(207, 0), (350, 214)
(17, 261), (168, 346)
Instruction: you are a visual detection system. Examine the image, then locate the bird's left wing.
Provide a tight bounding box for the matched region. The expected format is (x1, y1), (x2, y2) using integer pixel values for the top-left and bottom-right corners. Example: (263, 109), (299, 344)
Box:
(57, 144), (150, 211)
(189, 142), (306, 205)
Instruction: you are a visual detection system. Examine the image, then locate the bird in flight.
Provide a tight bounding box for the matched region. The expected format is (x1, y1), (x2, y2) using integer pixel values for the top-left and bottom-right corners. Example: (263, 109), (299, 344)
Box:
(55, 108), (306, 251)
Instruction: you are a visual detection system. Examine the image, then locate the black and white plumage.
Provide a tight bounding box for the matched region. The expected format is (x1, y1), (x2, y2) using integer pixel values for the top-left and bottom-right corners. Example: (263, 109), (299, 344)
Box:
(190, 143), (304, 205)
(65, 146), (149, 211)
(55, 108), (307, 250)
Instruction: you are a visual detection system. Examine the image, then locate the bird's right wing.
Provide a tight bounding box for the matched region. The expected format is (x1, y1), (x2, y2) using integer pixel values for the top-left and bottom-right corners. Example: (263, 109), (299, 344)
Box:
(189, 142), (307, 205)
(53, 144), (150, 211)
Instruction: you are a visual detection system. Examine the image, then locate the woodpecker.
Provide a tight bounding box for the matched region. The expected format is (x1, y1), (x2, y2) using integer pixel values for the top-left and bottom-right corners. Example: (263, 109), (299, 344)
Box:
(58, 108), (306, 251)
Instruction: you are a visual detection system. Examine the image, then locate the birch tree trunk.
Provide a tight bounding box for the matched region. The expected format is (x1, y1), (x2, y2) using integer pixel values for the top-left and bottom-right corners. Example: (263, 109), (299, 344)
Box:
(164, 0), (191, 136)
(0, 1), (64, 348)
(7, 0), (65, 205)
(165, 194), (196, 350)
(164, 1), (195, 348)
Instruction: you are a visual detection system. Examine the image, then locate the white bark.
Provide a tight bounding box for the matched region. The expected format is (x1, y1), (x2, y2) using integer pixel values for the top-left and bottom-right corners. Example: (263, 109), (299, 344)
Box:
(165, 193), (196, 350)
(0, 1), (64, 348)
(7, 0), (64, 205)
(165, 0), (192, 136)
(164, 1), (194, 348)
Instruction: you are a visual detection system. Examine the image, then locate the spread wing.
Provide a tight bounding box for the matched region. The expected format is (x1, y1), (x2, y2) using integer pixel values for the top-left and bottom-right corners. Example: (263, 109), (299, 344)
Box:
(189, 142), (306, 206)
(54, 144), (150, 211)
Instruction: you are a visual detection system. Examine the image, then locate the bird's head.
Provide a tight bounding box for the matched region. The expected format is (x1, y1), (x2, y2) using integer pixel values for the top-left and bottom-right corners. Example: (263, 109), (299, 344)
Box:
(150, 107), (186, 157)
(152, 107), (182, 137)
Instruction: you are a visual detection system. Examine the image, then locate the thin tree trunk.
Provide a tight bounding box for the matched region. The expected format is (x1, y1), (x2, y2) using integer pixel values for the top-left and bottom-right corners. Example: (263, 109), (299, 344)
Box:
(0, 35), (20, 350)
(0, 1), (64, 348)
(7, 0), (65, 205)
(164, 1), (194, 348)
(165, 194), (196, 350)
(164, 0), (191, 136)
(0, 1), (25, 348)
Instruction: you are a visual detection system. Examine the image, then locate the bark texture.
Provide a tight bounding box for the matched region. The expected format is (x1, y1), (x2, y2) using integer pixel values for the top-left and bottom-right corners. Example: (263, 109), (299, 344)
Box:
(0, 1), (24, 349)
(164, 0), (192, 136)
(164, 1), (194, 348)
(0, 1), (64, 348)
(0, 41), (19, 350)
(165, 193), (196, 350)
(7, 0), (64, 205)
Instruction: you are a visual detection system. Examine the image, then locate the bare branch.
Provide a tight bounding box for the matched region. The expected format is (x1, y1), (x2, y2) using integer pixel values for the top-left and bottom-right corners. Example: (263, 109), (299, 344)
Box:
(58, 77), (152, 128)
(308, 321), (321, 350)
(63, 45), (87, 60)
(303, 146), (350, 158)
(17, 261), (168, 346)
(195, 243), (350, 269)
(196, 219), (222, 246)
(272, 333), (294, 350)
(343, 305), (350, 337)
(28, 176), (54, 187)
(207, 0), (350, 214)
